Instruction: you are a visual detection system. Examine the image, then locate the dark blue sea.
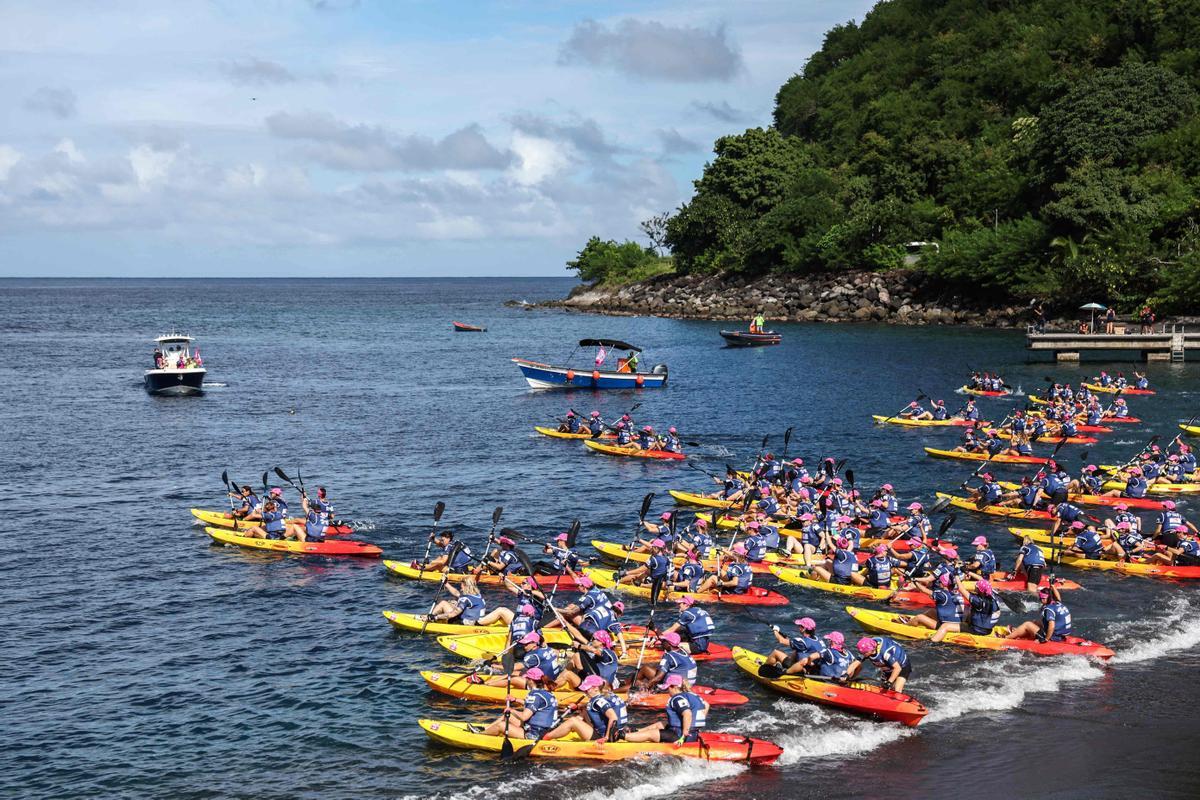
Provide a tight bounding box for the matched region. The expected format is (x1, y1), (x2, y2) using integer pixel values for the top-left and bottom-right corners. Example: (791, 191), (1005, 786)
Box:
(4, 277), (1199, 800)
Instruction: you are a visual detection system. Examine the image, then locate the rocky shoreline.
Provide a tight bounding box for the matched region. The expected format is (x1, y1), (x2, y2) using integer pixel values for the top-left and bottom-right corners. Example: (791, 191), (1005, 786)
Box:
(519, 269), (1037, 327)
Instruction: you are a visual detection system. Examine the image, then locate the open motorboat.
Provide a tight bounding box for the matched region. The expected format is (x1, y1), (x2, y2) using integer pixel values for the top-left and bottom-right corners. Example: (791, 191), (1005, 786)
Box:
(512, 338), (668, 390)
(144, 333), (206, 395)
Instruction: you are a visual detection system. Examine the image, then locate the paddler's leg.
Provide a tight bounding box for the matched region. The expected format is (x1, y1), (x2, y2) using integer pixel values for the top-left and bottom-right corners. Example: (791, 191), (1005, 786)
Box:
(1004, 621), (1040, 640)
(545, 716), (593, 741)
(929, 621), (961, 642)
(476, 607), (514, 626)
(623, 722), (666, 743)
(810, 564), (832, 581)
(849, 571), (867, 586)
(906, 613), (937, 630)
(242, 525), (266, 539)
(555, 669), (582, 690)
(694, 575), (718, 593)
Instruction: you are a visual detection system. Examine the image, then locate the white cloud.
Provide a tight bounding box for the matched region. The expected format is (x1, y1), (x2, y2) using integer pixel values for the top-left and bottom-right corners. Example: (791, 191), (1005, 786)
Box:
(559, 19), (743, 82)
(509, 133), (570, 185)
(0, 146), (21, 181)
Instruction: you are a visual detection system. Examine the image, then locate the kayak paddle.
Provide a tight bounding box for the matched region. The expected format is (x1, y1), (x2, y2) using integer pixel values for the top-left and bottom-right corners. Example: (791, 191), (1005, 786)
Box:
(618, 492), (656, 571)
(878, 392), (928, 426)
(415, 501), (447, 581)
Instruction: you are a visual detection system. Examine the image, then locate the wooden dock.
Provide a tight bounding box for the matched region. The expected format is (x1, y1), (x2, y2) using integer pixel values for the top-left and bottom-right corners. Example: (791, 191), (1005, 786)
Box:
(1026, 325), (1193, 362)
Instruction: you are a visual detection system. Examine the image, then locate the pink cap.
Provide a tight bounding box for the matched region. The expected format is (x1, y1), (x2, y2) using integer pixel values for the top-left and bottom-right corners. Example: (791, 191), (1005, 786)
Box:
(518, 604), (535, 615)
(836, 536), (850, 548)
(937, 573), (951, 587)
(498, 536), (515, 547)
(660, 512), (673, 521)
(792, 458), (804, 465)
(1163, 500), (1176, 510)
(837, 515), (852, 523)
(1175, 524), (1189, 532)
(881, 483), (893, 491)
(1116, 521), (1131, 530)
(871, 499), (884, 508)
(676, 595), (695, 606)
(566, 410), (575, 417)
(270, 487), (283, 496)
(832, 478), (843, 486)
(1038, 587), (1052, 599)
(972, 536), (988, 546)
(1084, 464), (1097, 472)
(577, 576), (594, 588)
(1129, 467), (1142, 475)
(650, 538), (666, 548)
(660, 631), (681, 646)
(1114, 502), (1128, 511)
(520, 632), (541, 645)
(590, 411), (600, 417)
(695, 518), (708, 528)
(1070, 521), (1085, 530)
(795, 617), (816, 630)
(642, 425), (653, 432)
(976, 578), (993, 595)
(801, 476), (813, 484)
(856, 637), (877, 656)
(663, 674), (684, 688)
(873, 545), (886, 555)
(613, 600), (625, 612)
(668, 427), (677, 434)
(731, 543), (747, 555)
(524, 667), (545, 681)
(799, 513), (815, 521)
(824, 631), (845, 646)
(908, 502), (923, 511)
(592, 630), (612, 646)
(909, 402), (919, 408)
(525, 576), (539, 589)
(981, 472), (994, 480)
(555, 533), (569, 542)
(746, 521), (760, 530)
(579, 675), (605, 691)
(939, 547), (958, 559)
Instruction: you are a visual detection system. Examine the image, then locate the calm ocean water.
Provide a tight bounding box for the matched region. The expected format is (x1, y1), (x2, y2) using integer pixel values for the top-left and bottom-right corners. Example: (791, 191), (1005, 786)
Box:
(4, 277), (1199, 800)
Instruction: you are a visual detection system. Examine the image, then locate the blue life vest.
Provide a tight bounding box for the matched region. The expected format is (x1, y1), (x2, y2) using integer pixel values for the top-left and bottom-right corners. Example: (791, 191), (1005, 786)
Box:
(456, 593), (486, 624)
(647, 553), (671, 578)
(864, 555), (894, 587)
(679, 607), (714, 638)
(1158, 510), (1184, 533)
(524, 689), (558, 730)
(974, 548), (997, 575)
(725, 562), (752, 591)
(1074, 529), (1103, 557)
(1041, 602), (1072, 641)
(831, 548), (858, 579)
(1019, 543), (1046, 567)
(665, 691), (707, 731)
(262, 508), (286, 536)
(523, 646), (562, 680)
(676, 561), (704, 591)
(788, 633), (821, 658)
(591, 647), (620, 685)
(932, 588), (963, 624)
(817, 646), (853, 679)
(658, 650), (698, 683)
(586, 693), (627, 732)
(868, 636), (909, 669)
(510, 612), (538, 641)
(744, 533), (768, 562)
(967, 593), (1002, 635)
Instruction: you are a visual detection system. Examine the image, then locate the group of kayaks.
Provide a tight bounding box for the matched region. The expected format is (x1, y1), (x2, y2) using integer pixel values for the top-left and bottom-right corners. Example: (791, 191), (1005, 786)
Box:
(535, 424), (687, 460)
(192, 508), (382, 557)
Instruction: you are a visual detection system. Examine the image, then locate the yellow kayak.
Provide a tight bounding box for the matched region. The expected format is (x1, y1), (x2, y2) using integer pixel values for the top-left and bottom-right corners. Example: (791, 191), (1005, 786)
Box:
(934, 492), (1054, 520)
(668, 490), (738, 508)
(583, 439), (685, 460)
(383, 561), (588, 590)
(534, 426), (615, 440)
(418, 718), (783, 764)
(769, 566), (930, 605)
(870, 415), (976, 427)
(1101, 480), (1200, 495)
(1181, 424), (1200, 436)
(1007, 526), (1086, 548)
(583, 568), (789, 606)
(590, 538), (811, 575)
(191, 507), (355, 535)
(435, 629), (728, 664)
(421, 669), (749, 708)
(381, 610), (504, 636)
(205, 527), (381, 557)
(845, 606), (1115, 658)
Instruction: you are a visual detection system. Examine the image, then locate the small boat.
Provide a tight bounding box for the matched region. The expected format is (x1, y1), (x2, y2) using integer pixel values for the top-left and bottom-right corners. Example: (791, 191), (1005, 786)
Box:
(452, 321), (486, 332)
(533, 426), (615, 441)
(144, 333), (206, 395)
(959, 386), (1012, 397)
(512, 338), (667, 390)
(720, 330), (781, 347)
(923, 447), (1046, 465)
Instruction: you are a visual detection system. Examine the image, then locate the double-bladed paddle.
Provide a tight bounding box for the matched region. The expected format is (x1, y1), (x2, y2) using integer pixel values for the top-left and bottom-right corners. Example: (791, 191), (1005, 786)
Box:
(415, 501), (447, 581)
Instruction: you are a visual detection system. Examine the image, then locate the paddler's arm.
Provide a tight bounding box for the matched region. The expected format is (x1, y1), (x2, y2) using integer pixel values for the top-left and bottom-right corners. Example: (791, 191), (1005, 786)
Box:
(676, 707), (692, 746)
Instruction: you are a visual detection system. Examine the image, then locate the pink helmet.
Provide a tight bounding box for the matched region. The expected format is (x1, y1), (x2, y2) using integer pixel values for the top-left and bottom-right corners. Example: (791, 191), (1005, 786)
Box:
(524, 667), (545, 681)
(592, 629), (613, 646)
(695, 517), (708, 528)
(1163, 500), (1176, 510)
(613, 600), (625, 612)
(590, 411), (600, 417)
(836, 536), (850, 548)
(746, 521), (760, 530)
(972, 536), (988, 546)
(660, 631), (681, 647)
(577, 576), (594, 588)
(1084, 464), (1097, 472)
(668, 427), (677, 434)
(270, 487), (283, 496)
(832, 478), (843, 486)
(661, 512), (673, 521)
(498, 536), (515, 547)
(650, 538), (666, 548)
(870, 499), (884, 508)
(520, 632), (541, 645)
(908, 502), (923, 511)
(1070, 521), (1085, 529)
(1116, 521), (1131, 530)
(579, 675), (605, 691)
(642, 425), (653, 432)
(824, 631), (845, 647)
(795, 617), (816, 630)
(881, 483), (894, 491)
(792, 458), (804, 465)
(731, 542), (747, 555)
(663, 674), (684, 688)
(676, 595), (695, 606)
(555, 533), (569, 542)
(937, 573), (951, 587)
(939, 547), (958, 559)
(518, 604), (535, 616)
(976, 579), (993, 595)
(856, 637), (877, 656)
(566, 410), (575, 417)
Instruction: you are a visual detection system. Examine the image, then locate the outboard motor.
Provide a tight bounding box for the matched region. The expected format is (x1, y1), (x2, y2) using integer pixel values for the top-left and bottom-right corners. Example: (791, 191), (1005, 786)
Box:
(652, 363), (669, 385)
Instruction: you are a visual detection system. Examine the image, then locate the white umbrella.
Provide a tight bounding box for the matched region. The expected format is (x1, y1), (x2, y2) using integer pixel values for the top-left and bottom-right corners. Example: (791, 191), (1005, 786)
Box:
(1080, 302), (1106, 331)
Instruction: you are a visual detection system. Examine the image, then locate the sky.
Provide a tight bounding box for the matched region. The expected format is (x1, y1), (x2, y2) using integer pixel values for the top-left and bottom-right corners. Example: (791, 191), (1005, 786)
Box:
(0, 0), (877, 277)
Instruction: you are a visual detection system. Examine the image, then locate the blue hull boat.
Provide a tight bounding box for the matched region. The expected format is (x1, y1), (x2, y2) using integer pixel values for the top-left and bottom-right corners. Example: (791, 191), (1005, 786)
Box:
(512, 338), (668, 390)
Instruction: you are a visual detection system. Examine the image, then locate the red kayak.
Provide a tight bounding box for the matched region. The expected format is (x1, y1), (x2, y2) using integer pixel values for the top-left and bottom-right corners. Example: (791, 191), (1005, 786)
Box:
(1102, 416), (1141, 424)
(452, 321), (487, 332)
(987, 572), (1082, 591)
(1074, 424), (1114, 434)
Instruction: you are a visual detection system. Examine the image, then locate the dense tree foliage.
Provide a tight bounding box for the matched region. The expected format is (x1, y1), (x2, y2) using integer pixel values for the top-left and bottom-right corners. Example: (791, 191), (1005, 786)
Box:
(577, 0), (1200, 312)
(566, 237), (673, 285)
